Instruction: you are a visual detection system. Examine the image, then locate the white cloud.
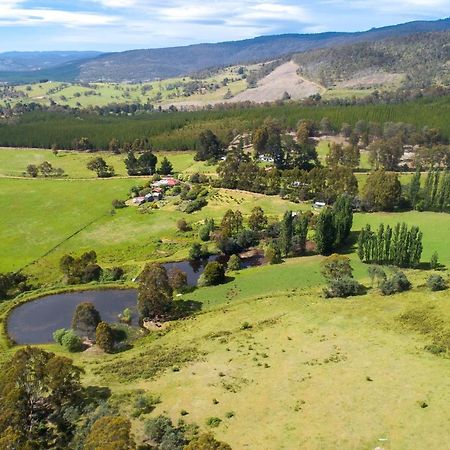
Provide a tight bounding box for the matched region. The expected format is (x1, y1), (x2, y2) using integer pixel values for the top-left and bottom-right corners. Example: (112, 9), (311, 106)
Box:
(0, 1), (118, 27)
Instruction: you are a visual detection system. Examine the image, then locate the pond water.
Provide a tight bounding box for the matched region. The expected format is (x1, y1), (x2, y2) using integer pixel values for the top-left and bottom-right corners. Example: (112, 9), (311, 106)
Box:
(162, 252), (264, 285)
(8, 252), (264, 345)
(8, 289), (137, 345)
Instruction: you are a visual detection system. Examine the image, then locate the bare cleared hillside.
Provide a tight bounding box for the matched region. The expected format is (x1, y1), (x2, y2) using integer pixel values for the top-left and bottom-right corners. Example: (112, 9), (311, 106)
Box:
(231, 61), (323, 102)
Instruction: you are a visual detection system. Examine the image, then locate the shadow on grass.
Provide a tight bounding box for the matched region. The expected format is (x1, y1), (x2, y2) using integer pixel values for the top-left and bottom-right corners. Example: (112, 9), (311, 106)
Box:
(170, 299), (203, 319)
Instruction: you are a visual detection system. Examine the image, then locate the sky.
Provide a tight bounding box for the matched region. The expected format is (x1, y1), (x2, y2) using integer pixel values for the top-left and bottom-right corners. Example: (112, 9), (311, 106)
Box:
(0, 0), (448, 52)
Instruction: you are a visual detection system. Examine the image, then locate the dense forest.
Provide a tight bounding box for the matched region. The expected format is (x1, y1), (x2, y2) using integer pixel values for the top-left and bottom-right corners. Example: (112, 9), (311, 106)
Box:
(294, 31), (450, 89)
(0, 96), (448, 150)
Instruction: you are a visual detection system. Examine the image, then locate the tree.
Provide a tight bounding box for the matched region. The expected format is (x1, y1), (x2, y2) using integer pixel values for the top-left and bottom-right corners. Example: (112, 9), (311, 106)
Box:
(39, 161), (54, 177)
(108, 138), (121, 154)
(0, 347), (83, 449)
(61, 329), (83, 352)
(266, 241), (282, 264)
(138, 263), (173, 320)
(321, 254), (353, 281)
(168, 268), (188, 291)
(87, 157), (115, 178)
(72, 302), (101, 339)
(409, 167), (421, 208)
(198, 262), (225, 286)
(196, 130), (224, 161)
(220, 210), (243, 238)
(292, 213), (309, 255)
(96, 322), (114, 353)
(84, 416), (135, 450)
(279, 210), (293, 257)
(185, 433), (232, 450)
(248, 206), (268, 232)
(227, 254), (241, 271)
(26, 164), (39, 177)
(189, 242), (205, 260)
(368, 137), (404, 171)
(333, 194), (353, 246)
(430, 251), (439, 269)
(159, 157), (173, 175)
(363, 170), (402, 211)
(314, 208), (336, 255)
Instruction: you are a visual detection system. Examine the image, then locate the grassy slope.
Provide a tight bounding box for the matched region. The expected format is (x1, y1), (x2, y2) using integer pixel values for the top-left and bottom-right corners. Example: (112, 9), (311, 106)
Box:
(65, 285), (450, 449)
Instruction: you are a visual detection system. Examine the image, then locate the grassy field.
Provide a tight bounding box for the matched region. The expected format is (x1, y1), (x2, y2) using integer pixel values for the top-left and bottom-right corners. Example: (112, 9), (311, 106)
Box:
(0, 148), (209, 178)
(48, 282), (449, 449)
(1, 65), (250, 109)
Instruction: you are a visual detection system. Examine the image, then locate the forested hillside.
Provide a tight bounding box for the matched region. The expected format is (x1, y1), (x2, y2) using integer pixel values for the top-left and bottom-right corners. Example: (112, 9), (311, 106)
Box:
(294, 31), (450, 89)
(0, 18), (448, 83)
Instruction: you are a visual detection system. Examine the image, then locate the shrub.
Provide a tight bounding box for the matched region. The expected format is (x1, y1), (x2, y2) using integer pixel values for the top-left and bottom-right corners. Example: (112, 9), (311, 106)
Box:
(82, 264), (102, 283)
(324, 277), (362, 298)
(321, 254), (353, 281)
(185, 433), (231, 450)
(53, 328), (67, 345)
(430, 251), (439, 269)
(72, 302), (101, 339)
(112, 199), (126, 209)
(96, 322), (115, 353)
(427, 274), (447, 291)
(266, 243), (282, 265)
(227, 254), (241, 271)
(184, 197), (207, 213)
(205, 417), (222, 428)
(380, 271), (411, 295)
(133, 393), (160, 416)
(189, 243), (204, 260)
(60, 329), (83, 352)
(198, 262), (225, 286)
(177, 219), (189, 232)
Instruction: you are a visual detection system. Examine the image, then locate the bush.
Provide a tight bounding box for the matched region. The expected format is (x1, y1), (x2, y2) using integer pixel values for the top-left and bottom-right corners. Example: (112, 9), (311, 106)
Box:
(227, 254), (241, 271)
(96, 322), (115, 353)
(198, 262), (225, 286)
(53, 328), (67, 345)
(189, 243), (205, 260)
(324, 277), (362, 298)
(380, 271), (411, 295)
(266, 243), (282, 264)
(235, 229), (259, 249)
(205, 417), (222, 428)
(112, 199), (126, 209)
(60, 329), (83, 352)
(177, 219), (189, 232)
(184, 197), (207, 213)
(430, 251), (439, 269)
(427, 274), (447, 291)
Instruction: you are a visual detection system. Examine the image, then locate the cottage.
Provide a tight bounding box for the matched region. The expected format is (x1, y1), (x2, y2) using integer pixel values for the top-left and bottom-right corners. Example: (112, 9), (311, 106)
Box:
(313, 201), (326, 209)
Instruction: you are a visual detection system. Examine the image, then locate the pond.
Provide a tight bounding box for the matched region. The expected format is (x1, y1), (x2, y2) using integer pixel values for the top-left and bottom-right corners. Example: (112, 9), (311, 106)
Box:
(8, 252), (265, 345)
(8, 289), (137, 345)
(162, 252), (264, 285)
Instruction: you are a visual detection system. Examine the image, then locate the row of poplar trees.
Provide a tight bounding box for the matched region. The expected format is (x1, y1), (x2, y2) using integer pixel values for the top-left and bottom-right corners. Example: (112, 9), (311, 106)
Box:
(358, 222), (423, 268)
(409, 168), (450, 212)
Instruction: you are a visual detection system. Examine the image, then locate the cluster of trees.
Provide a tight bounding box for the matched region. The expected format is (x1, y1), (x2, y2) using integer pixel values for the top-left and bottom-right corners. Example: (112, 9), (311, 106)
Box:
(358, 223), (423, 268)
(1, 96), (447, 152)
(251, 118), (319, 170)
(59, 250), (124, 285)
(409, 168), (450, 212)
(87, 156), (115, 178)
(0, 346), (136, 449)
(54, 302), (116, 353)
(26, 160), (64, 177)
(217, 157), (358, 203)
(144, 414), (231, 450)
(124, 150), (158, 175)
(321, 255), (362, 298)
(314, 195), (354, 255)
(195, 129), (225, 161)
(0, 271), (29, 300)
(362, 170), (402, 211)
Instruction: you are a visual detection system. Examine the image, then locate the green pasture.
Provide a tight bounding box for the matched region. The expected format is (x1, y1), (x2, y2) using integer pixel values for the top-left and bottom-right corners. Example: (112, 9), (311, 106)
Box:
(63, 283), (450, 449)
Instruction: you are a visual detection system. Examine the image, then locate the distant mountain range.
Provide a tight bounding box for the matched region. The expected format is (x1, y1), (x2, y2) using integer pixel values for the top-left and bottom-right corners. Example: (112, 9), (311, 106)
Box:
(0, 17), (449, 83)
